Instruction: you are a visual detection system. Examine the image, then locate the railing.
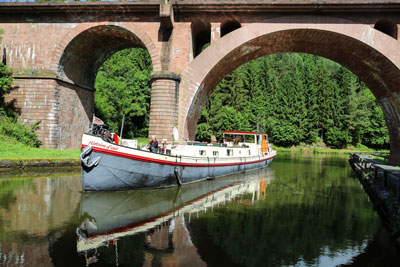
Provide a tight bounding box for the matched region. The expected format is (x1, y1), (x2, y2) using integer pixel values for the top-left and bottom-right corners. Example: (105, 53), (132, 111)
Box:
(350, 153), (400, 199)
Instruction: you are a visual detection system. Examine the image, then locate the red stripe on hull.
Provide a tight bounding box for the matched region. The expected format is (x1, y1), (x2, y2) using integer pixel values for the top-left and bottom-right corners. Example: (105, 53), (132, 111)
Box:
(81, 144), (276, 167)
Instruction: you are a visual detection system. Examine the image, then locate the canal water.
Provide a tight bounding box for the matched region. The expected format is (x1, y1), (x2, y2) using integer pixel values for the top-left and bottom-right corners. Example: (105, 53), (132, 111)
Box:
(0, 154), (399, 266)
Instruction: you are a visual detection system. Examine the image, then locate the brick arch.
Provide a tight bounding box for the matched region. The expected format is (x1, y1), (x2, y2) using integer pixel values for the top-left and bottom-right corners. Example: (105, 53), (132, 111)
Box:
(374, 18), (398, 40)
(179, 15), (400, 164)
(48, 22), (161, 88)
(220, 19), (241, 38)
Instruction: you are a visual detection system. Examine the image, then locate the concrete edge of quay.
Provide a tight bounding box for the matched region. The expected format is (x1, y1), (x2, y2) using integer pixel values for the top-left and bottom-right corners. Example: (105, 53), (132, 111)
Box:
(0, 159), (81, 172)
(349, 153), (400, 248)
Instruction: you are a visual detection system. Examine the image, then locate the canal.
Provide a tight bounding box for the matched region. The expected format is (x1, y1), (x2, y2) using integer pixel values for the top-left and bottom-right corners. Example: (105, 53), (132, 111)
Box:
(0, 154), (399, 266)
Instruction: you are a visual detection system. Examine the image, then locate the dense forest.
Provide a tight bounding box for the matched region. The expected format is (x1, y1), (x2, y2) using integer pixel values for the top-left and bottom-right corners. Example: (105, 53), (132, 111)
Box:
(196, 53), (389, 149)
(95, 48), (389, 149)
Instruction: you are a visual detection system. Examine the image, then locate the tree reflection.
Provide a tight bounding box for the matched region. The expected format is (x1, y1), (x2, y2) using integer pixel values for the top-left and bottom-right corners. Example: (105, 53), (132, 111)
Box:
(187, 154), (381, 266)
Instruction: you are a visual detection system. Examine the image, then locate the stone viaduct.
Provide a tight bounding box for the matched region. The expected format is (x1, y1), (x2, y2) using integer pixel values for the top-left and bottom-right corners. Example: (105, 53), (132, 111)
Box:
(1, 1), (400, 163)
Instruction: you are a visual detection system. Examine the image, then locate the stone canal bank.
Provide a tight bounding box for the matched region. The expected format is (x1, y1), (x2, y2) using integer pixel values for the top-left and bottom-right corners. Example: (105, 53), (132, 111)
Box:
(349, 153), (400, 247)
(0, 159), (80, 171)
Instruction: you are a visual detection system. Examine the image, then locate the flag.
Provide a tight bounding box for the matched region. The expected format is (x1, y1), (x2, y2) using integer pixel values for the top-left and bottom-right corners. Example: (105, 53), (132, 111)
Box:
(93, 115), (104, 125)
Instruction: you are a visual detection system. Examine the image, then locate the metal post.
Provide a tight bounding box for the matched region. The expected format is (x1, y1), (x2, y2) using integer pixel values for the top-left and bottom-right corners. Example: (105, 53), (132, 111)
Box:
(119, 113), (125, 145)
(384, 170), (388, 187)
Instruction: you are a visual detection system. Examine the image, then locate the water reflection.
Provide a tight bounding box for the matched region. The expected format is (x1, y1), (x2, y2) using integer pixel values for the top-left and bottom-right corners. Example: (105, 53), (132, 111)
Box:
(76, 168), (274, 265)
(0, 171), (81, 266)
(186, 154), (399, 267)
(0, 155), (400, 266)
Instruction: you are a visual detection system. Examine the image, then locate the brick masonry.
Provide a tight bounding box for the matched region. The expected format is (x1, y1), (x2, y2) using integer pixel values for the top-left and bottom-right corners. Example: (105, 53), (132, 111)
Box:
(4, 78), (94, 149)
(1, 2), (400, 163)
(148, 76), (180, 141)
(4, 78), (60, 148)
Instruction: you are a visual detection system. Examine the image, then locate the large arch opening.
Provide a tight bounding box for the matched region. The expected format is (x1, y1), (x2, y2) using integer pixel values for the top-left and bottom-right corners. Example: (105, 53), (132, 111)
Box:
(179, 17), (400, 163)
(56, 25), (154, 148)
(195, 52), (389, 150)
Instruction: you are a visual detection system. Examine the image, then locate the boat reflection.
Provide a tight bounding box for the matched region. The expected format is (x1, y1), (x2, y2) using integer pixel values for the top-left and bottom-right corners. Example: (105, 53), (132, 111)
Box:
(76, 168), (274, 265)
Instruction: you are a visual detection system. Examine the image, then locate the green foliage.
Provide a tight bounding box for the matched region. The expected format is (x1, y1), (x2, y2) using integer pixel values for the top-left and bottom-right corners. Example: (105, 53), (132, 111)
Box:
(0, 63), (13, 92)
(195, 123), (213, 142)
(196, 53), (390, 149)
(94, 47), (152, 138)
(0, 62), (14, 117)
(0, 116), (42, 147)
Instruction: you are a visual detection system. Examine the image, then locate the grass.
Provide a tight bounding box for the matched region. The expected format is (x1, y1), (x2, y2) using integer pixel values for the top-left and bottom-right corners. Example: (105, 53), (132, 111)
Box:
(0, 137), (150, 160)
(272, 144), (389, 155)
(134, 137), (149, 149)
(1, 137), (389, 160)
(0, 140), (81, 160)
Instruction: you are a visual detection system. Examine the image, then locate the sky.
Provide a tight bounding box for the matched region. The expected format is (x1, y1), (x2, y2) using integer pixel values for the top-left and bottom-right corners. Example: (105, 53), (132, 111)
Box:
(0, 0), (134, 2)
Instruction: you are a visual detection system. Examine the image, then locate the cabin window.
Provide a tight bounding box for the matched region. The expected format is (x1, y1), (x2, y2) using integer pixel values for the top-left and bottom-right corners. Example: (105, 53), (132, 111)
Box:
(213, 151), (219, 156)
(263, 135), (267, 141)
(223, 134), (244, 144)
(199, 150), (206, 156)
(245, 135), (255, 143)
(227, 149), (233, 156)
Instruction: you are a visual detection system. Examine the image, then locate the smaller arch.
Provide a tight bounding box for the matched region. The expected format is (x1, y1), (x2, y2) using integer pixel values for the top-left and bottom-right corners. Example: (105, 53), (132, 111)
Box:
(220, 20), (241, 38)
(49, 23), (161, 84)
(56, 25), (153, 89)
(374, 19), (398, 39)
(191, 20), (211, 59)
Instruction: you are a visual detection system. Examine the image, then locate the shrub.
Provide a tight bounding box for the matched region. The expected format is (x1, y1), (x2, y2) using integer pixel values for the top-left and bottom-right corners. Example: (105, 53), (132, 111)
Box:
(0, 116), (41, 147)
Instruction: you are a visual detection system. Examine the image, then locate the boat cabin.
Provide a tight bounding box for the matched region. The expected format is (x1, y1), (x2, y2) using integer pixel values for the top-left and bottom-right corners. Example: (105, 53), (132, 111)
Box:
(171, 131), (270, 158)
(222, 131), (268, 152)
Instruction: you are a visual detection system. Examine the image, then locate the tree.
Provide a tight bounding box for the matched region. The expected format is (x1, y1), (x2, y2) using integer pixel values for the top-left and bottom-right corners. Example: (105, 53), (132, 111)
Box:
(94, 47), (152, 138)
(0, 28), (14, 117)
